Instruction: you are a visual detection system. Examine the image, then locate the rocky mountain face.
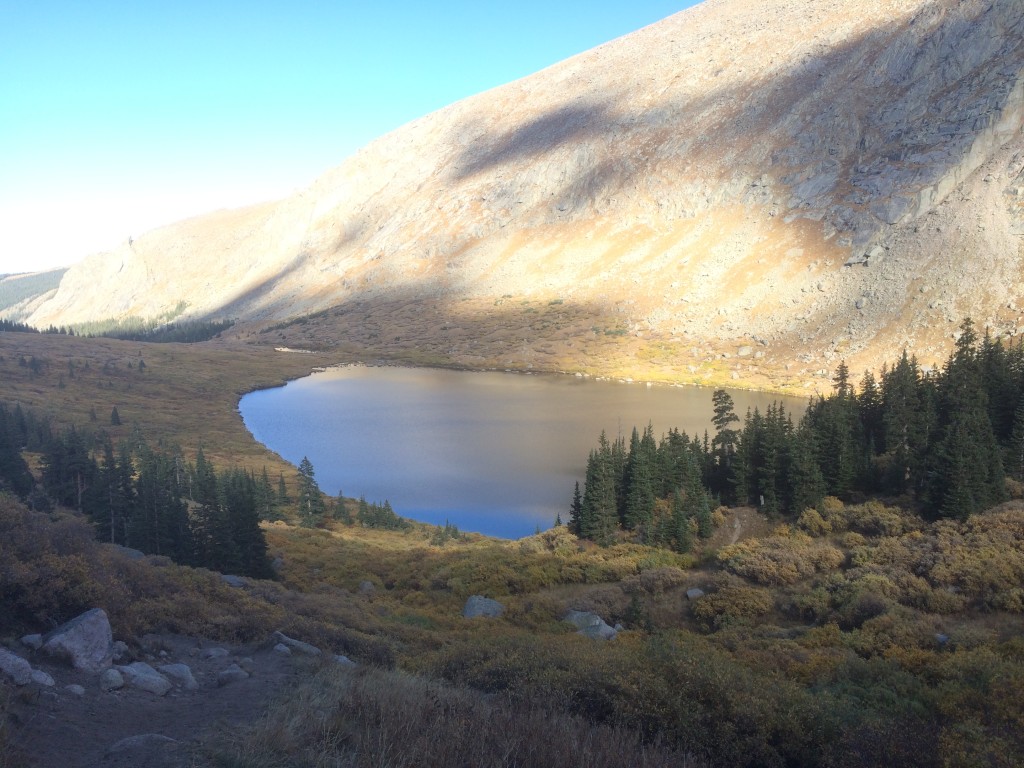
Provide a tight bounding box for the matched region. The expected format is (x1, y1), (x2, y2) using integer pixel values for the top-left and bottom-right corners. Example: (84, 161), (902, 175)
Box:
(20, 0), (1024, 387)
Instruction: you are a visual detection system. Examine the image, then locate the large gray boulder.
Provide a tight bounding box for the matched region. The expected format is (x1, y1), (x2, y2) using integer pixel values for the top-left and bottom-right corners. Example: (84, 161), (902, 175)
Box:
(116, 662), (172, 696)
(564, 610), (618, 640)
(41, 608), (113, 672)
(0, 648), (33, 685)
(462, 595), (504, 619)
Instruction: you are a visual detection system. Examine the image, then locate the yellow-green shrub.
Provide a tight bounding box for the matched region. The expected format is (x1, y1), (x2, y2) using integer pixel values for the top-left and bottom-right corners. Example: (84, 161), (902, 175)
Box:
(690, 583), (773, 631)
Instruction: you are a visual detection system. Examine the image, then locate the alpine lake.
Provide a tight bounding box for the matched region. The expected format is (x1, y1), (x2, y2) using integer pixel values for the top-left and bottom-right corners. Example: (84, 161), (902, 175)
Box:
(240, 366), (809, 539)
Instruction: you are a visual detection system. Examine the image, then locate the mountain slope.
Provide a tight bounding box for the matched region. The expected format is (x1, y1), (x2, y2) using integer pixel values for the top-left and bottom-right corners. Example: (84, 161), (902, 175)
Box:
(23, 0), (1024, 384)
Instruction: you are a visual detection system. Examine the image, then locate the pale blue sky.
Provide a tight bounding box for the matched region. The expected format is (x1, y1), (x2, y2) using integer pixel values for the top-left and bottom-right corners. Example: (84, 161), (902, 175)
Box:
(0, 2), (695, 275)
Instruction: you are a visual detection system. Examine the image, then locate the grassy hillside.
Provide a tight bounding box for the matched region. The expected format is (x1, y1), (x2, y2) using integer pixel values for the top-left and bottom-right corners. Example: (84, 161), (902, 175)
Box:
(0, 270), (66, 316)
(1, 332), (1023, 766)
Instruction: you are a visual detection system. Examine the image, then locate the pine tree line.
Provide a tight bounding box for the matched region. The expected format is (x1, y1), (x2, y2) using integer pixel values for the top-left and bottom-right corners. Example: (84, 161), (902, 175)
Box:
(572, 319), (1019, 546)
(0, 404), (276, 579)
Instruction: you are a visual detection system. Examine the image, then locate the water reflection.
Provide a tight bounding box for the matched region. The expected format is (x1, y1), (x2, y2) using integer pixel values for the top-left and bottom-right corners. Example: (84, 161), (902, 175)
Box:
(239, 367), (808, 539)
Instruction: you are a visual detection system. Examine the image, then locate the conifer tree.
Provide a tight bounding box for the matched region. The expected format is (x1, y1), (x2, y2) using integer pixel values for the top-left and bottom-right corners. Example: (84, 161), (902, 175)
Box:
(296, 456), (326, 526)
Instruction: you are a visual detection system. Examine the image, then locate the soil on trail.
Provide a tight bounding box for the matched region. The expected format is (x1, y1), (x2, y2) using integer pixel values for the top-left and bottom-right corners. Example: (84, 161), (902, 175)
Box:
(5, 633), (312, 768)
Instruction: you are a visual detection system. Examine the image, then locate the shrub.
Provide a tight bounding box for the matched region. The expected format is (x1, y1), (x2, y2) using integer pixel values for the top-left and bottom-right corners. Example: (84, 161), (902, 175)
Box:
(718, 532), (844, 585)
(691, 582), (774, 631)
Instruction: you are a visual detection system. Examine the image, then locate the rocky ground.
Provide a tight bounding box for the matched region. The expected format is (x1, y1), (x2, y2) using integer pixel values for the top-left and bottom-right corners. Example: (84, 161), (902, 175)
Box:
(3, 625), (334, 768)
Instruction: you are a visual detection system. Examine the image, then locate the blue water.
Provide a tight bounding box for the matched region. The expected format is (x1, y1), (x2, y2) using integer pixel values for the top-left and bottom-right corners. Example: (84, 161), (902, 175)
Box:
(239, 367), (807, 539)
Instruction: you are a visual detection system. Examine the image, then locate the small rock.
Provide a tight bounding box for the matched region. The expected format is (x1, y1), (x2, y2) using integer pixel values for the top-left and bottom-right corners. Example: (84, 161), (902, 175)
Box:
(272, 643), (291, 656)
(358, 580), (376, 596)
(462, 595), (505, 619)
(201, 647), (230, 659)
(158, 663), (199, 691)
(334, 654), (356, 667)
(686, 588), (706, 600)
(272, 631), (322, 656)
(65, 684), (86, 696)
(0, 648), (33, 685)
(30, 669), (55, 687)
(737, 345), (753, 357)
(99, 668), (125, 691)
(935, 633), (950, 646)
(217, 664), (250, 687)
(221, 574), (247, 588)
(111, 640), (130, 662)
(237, 657), (256, 674)
(20, 634), (43, 650)
(41, 608), (113, 673)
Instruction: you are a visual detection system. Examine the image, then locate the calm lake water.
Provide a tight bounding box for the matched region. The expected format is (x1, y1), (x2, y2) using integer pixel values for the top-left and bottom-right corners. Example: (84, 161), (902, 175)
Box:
(239, 367), (808, 539)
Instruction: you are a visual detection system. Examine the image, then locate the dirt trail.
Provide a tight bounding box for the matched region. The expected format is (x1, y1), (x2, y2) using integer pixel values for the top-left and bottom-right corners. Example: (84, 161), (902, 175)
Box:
(5, 633), (312, 768)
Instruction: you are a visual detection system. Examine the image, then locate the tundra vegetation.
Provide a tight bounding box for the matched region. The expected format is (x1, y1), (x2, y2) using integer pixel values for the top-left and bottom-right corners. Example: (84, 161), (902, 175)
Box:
(0, 325), (1022, 767)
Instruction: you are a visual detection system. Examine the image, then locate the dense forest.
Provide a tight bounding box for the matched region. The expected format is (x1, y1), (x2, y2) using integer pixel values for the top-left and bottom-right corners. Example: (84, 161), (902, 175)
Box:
(0, 402), (273, 577)
(0, 398), (408, 579)
(572, 319), (1015, 546)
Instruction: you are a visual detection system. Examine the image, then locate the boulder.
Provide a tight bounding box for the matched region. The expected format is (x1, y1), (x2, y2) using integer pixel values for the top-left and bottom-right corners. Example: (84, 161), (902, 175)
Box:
(65, 684), (86, 696)
(117, 662), (172, 696)
(563, 610), (618, 640)
(105, 733), (187, 767)
(201, 647), (230, 660)
(221, 574), (247, 588)
(30, 669), (55, 687)
(358, 580), (376, 596)
(334, 654), (356, 667)
(216, 663), (250, 687)
(237, 657), (256, 674)
(158, 663), (199, 691)
(462, 595), (505, 619)
(686, 588), (706, 600)
(272, 631), (321, 656)
(99, 668), (125, 691)
(0, 648), (33, 685)
(272, 643), (291, 656)
(20, 634), (42, 650)
(41, 608), (113, 673)
(108, 544), (146, 560)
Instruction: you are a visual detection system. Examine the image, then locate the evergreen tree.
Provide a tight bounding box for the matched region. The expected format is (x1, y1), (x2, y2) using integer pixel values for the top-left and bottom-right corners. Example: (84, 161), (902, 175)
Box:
(927, 320), (1005, 518)
(623, 426), (656, 537)
(579, 436), (618, 544)
(567, 481), (583, 535)
(710, 389), (740, 499)
(296, 456), (326, 526)
(333, 492), (353, 524)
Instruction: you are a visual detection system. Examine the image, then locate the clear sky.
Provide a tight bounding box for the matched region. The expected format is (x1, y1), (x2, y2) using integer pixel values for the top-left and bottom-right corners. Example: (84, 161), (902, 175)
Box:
(0, 1), (697, 276)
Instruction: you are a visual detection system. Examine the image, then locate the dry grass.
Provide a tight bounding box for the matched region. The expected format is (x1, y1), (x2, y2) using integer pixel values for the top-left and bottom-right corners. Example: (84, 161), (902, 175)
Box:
(209, 664), (703, 768)
(0, 332), (337, 480)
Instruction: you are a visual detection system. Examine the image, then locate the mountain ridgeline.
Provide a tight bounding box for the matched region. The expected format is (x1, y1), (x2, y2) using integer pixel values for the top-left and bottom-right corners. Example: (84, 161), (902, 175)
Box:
(8, 0), (1024, 385)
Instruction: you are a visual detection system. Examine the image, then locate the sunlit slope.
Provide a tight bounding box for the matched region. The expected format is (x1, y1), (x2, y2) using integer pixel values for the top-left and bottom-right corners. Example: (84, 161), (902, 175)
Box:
(25, 0), (1024, 378)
